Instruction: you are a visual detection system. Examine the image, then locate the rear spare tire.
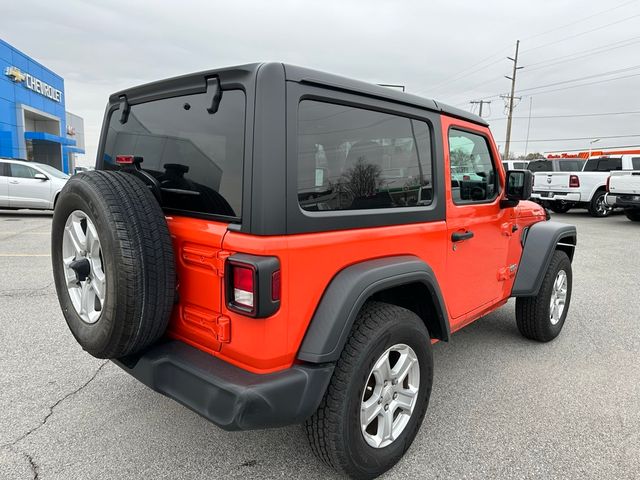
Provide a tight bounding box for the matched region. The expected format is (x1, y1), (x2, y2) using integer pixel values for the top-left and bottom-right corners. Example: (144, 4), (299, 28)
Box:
(51, 171), (175, 358)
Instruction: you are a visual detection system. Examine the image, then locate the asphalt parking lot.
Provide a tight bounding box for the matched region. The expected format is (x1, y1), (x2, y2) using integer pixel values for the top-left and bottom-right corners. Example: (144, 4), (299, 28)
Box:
(1, 209), (638, 480)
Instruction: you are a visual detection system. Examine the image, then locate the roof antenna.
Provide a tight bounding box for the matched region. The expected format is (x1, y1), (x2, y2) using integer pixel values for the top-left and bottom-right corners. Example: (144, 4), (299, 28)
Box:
(119, 95), (130, 124)
(206, 77), (223, 114)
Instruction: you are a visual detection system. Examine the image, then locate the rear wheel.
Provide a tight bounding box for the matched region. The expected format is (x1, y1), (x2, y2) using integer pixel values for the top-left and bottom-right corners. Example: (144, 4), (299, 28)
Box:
(306, 302), (433, 479)
(51, 170), (175, 358)
(516, 250), (572, 342)
(588, 190), (612, 217)
(625, 209), (640, 222)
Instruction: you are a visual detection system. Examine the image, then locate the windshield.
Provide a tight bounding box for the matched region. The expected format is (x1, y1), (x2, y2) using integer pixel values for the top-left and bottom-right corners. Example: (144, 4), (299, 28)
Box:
(34, 163), (70, 179)
(102, 89), (245, 219)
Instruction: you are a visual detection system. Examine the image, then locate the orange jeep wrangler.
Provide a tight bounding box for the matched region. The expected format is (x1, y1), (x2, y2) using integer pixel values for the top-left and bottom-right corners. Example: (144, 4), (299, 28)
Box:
(52, 63), (577, 479)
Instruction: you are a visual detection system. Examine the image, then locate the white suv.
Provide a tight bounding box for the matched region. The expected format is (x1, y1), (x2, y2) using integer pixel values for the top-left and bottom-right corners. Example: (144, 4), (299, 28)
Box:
(0, 159), (69, 210)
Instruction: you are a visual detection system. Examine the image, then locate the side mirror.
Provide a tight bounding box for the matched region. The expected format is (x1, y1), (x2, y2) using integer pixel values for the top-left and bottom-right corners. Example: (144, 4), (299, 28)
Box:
(501, 169), (533, 208)
(34, 173), (48, 181)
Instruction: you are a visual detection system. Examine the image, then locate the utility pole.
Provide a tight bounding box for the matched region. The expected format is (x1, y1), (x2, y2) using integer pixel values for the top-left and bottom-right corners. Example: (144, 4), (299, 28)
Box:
(503, 40), (523, 160)
(470, 100), (491, 118)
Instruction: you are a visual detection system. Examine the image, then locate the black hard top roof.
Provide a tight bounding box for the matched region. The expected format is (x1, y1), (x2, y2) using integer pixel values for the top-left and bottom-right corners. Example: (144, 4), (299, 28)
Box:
(110, 62), (487, 126)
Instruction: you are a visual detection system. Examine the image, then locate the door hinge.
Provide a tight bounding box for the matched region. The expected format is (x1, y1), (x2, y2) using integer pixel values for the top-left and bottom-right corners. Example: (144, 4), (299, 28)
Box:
(213, 250), (232, 277)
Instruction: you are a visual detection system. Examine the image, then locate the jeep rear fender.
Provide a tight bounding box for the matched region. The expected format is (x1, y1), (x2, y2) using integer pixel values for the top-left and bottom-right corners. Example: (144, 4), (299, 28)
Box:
(512, 221), (577, 297)
(297, 256), (450, 364)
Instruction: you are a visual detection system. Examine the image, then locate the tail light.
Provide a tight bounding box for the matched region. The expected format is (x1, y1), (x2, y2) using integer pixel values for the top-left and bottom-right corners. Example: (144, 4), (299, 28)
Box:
(569, 175), (580, 188)
(116, 155), (135, 165)
(232, 265), (255, 310)
(226, 254), (280, 318)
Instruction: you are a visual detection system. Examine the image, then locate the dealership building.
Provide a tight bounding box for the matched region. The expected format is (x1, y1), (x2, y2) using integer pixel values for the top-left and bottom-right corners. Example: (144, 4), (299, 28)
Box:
(0, 38), (85, 174)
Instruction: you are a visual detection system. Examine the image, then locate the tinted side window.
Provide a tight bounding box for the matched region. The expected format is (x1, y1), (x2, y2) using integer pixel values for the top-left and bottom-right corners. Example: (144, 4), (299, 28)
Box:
(584, 158), (622, 172)
(10, 164), (37, 178)
(297, 101), (433, 211)
(632, 157), (640, 170)
(513, 162), (527, 169)
(0, 162), (8, 177)
(449, 129), (498, 204)
(599, 158), (622, 171)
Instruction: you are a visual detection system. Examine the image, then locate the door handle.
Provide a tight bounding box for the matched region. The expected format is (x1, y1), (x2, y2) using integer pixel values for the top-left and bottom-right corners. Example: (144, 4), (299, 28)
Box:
(451, 230), (474, 242)
(9, 180), (19, 184)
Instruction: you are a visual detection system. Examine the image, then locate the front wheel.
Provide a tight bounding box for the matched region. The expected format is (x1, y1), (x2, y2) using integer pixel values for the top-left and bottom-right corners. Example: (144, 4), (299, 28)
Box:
(306, 302), (433, 479)
(588, 190), (612, 217)
(516, 250), (572, 342)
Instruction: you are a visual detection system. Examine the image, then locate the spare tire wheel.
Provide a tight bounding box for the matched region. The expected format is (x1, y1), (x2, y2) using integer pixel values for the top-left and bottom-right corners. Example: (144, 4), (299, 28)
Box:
(51, 170), (176, 359)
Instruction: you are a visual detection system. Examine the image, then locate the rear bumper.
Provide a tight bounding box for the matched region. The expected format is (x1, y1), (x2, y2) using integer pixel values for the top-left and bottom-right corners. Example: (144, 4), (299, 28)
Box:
(608, 194), (640, 208)
(113, 341), (334, 431)
(532, 191), (581, 202)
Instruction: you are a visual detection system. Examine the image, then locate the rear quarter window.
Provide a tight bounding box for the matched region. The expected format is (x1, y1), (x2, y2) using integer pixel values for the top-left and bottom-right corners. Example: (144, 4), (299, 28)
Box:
(296, 100), (434, 211)
(103, 90), (245, 219)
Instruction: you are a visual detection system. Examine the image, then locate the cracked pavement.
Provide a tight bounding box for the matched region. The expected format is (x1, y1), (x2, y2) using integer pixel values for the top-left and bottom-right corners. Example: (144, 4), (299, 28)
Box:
(1, 209), (639, 479)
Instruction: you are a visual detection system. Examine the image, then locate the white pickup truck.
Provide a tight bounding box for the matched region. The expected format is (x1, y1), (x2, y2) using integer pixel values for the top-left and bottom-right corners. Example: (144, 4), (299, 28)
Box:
(606, 164), (640, 222)
(531, 155), (639, 217)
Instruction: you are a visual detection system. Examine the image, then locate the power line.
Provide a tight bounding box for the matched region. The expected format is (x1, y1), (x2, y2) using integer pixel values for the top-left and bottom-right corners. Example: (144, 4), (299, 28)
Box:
(545, 144), (640, 152)
(515, 72), (640, 97)
(516, 64), (640, 94)
(523, 37), (640, 73)
(496, 134), (640, 143)
(469, 69), (640, 103)
(520, 0), (639, 42)
(522, 14), (640, 53)
(486, 110), (640, 121)
(525, 35), (640, 69)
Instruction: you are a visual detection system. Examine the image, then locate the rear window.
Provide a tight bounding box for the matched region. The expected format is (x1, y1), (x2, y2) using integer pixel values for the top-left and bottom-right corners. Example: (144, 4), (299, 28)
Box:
(528, 160), (552, 172)
(103, 90), (245, 218)
(583, 158), (622, 172)
(557, 160), (585, 172)
(632, 157), (640, 170)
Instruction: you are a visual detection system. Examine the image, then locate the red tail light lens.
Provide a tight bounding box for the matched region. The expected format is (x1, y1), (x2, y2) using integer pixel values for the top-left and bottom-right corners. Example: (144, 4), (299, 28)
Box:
(232, 265), (255, 310)
(116, 155), (135, 165)
(569, 175), (580, 188)
(271, 270), (281, 301)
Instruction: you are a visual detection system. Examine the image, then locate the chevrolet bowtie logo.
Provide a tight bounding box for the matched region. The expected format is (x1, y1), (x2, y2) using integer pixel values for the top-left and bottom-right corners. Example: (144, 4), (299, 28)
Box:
(4, 66), (26, 83)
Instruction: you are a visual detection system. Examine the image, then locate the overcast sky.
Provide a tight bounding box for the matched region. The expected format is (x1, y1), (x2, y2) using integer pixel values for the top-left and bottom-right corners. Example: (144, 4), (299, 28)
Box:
(3, 0), (640, 163)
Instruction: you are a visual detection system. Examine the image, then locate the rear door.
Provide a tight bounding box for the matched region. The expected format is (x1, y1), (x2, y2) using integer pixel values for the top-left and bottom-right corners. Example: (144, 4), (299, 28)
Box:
(443, 119), (512, 326)
(0, 162), (9, 207)
(8, 163), (51, 208)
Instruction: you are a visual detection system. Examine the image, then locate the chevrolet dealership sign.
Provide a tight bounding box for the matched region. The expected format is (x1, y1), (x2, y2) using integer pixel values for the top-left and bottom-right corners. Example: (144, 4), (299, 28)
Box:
(4, 66), (62, 103)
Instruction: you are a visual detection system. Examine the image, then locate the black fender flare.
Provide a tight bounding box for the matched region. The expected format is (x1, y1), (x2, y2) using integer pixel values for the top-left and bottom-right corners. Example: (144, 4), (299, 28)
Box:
(297, 255), (450, 363)
(511, 221), (577, 297)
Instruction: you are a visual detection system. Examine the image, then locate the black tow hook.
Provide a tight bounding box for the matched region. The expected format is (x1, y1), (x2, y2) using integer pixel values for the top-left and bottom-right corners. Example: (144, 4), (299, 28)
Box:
(69, 258), (91, 283)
